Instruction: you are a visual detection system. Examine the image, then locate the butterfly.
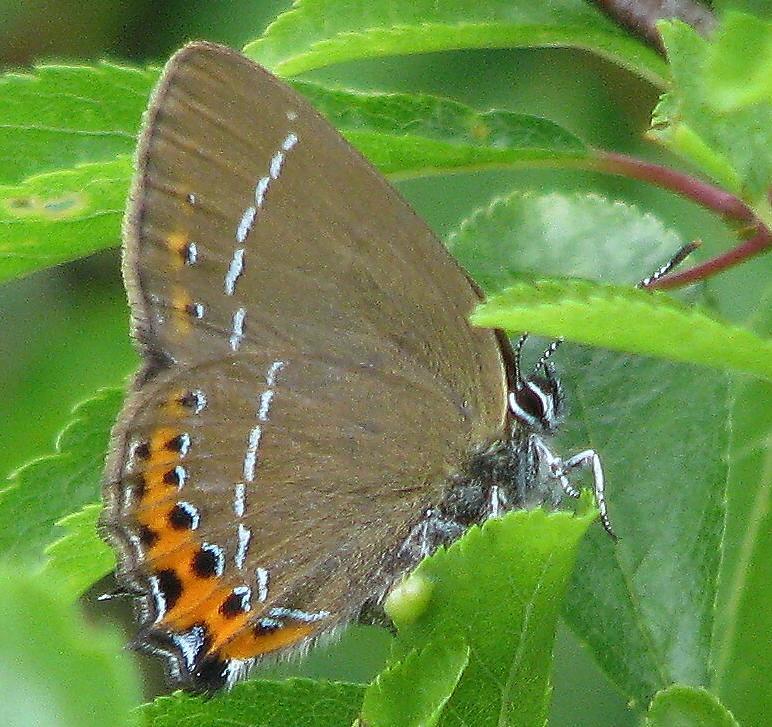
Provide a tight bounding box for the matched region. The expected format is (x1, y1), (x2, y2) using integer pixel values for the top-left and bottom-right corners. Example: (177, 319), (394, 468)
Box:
(100, 41), (689, 690)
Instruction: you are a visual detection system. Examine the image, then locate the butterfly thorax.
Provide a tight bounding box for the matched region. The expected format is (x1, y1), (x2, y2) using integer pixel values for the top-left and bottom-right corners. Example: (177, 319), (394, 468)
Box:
(392, 362), (572, 574)
(393, 426), (538, 569)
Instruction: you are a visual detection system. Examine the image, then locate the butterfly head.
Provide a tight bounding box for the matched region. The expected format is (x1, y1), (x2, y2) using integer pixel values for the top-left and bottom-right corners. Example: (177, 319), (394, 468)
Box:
(508, 335), (565, 435)
(509, 362), (565, 435)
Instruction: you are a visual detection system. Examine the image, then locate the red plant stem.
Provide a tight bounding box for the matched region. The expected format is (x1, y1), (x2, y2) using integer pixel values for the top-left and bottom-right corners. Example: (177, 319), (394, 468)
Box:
(593, 151), (755, 222)
(591, 0), (717, 53)
(590, 151), (770, 288)
(648, 227), (772, 289)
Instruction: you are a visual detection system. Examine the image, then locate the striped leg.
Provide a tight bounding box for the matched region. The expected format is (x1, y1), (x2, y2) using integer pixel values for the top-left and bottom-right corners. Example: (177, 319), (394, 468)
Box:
(530, 435), (616, 539)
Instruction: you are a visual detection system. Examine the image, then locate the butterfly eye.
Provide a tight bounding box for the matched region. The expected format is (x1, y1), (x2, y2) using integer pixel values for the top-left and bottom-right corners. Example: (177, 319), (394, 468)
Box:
(520, 384), (547, 418)
(508, 375), (563, 434)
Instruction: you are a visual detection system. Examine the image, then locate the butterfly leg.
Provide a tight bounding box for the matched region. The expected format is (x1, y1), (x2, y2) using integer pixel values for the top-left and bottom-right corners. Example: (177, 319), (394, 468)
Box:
(488, 485), (507, 517)
(530, 435), (616, 539)
(561, 449), (615, 539)
(529, 435), (578, 507)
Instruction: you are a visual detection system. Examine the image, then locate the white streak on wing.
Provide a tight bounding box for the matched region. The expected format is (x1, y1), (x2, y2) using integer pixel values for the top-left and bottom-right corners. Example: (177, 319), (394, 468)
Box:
(121, 482), (135, 511)
(177, 432), (191, 457)
(191, 390), (207, 414)
(225, 248), (246, 295)
(170, 625), (206, 671)
(234, 482), (246, 517)
(490, 485), (501, 517)
(231, 133), (298, 291)
(243, 426), (262, 482)
(185, 241), (197, 264)
(258, 390), (274, 422)
(229, 307), (246, 351)
(236, 207), (256, 244)
(127, 441), (143, 472)
(177, 501), (200, 530)
(256, 567), (269, 602)
(235, 524), (252, 569)
(202, 543), (225, 577)
(282, 132), (298, 151)
(266, 360), (285, 386)
(259, 617), (282, 629)
(173, 465), (187, 489)
(233, 585), (252, 612)
(269, 150), (285, 179)
(148, 575), (166, 622)
(128, 533), (143, 559)
(255, 176), (270, 207)
(268, 607), (330, 623)
(236, 359), (287, 507)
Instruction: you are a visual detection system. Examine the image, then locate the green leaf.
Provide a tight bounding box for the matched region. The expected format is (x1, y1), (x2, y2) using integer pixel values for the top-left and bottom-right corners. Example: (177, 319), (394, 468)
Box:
(0, 566), (141, 727)
(714, 1), (771, 20)
(448, 192), (730, 707)
(650, 18), (772, 218)
(0, 60), (586, 189)
(361, 640), (469, 727)
(472, 280), (772, 380)
(0, 388), (123, 564)
(0, 56), (586, 283)
(558, 350), (729, 707)
(456, 194), (770, 381)
(387, 505), (596, 726)
(447, 190), (684, 293)
(705, 12), (772, 112)
(38, 503), (114, 602)
(292, 81), (589, 178)
(141, 678), (364, 727)
(0, 62), (155, 185)
(245, 0), (667, 85)
(713, 377), (772, 725)
(713, 292), (772, 727)
(645, 685), (738, 727)
(0, 157), (131, 284)
(453, 190), (769, 383)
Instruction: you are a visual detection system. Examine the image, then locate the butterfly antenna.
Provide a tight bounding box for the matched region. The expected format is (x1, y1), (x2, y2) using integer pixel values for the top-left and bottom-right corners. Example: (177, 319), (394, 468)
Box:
(519, 243), (697, 382)
(637, 242), (700, 289)
(513, 333), (529, 388)
(534, 338), (563, 376)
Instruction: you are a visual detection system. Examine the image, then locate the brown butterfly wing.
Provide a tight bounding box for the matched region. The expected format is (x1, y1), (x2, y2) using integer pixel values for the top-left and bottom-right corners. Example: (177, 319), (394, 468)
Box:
(103, 342), (481, 686)
(102, 42), (509, 689)
(122, 41), (504, 430)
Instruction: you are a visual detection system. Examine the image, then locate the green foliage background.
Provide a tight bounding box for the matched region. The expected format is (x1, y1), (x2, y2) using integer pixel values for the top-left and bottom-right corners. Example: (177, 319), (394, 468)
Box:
(0, 1), (769, 726)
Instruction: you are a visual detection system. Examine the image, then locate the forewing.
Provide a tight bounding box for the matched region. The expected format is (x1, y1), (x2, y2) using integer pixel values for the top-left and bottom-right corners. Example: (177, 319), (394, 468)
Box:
(124, 42), (506, 432)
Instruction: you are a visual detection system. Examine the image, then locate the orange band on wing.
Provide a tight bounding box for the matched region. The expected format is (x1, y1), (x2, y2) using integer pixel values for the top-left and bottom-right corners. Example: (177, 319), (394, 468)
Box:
(171, 285), (192, 335)
(166, 232), (189, 268)
(220, 621), (317, 661)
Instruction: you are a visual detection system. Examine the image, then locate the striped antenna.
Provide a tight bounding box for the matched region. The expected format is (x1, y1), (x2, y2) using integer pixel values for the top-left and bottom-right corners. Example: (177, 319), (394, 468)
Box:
(513, 333), (529, 388)
(533, 338), (563, 376)
(637, 242), (700, 289)
(526, 243), (699, 378)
